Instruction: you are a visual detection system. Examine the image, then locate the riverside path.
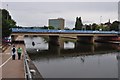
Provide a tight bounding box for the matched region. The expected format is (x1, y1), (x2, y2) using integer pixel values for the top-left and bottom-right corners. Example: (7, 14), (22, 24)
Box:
(1, 43), (25, 80)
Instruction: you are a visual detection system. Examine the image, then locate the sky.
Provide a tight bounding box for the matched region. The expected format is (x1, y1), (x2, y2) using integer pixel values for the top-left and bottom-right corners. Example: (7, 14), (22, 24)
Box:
(1, 0), (120, 29)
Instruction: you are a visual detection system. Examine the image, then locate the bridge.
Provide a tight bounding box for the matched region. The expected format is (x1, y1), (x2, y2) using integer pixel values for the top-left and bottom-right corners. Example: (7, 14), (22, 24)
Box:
(11, 28), (120, 44)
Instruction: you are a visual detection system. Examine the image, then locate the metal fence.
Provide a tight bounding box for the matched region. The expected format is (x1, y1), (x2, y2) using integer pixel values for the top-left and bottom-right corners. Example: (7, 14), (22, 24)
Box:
(12, 28), (119, 34)
(24, 48), (32, 80)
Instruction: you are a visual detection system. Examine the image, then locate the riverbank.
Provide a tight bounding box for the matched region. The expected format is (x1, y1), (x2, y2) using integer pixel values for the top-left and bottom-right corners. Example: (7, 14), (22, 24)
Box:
(2, 44), (25, 79)
(1, 42), (44, 79)
(27, 53), (44, 79)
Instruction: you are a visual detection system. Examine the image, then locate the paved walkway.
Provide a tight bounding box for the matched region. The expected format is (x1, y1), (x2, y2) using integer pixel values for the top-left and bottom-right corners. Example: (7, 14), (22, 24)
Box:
(1, 44), (25, 79)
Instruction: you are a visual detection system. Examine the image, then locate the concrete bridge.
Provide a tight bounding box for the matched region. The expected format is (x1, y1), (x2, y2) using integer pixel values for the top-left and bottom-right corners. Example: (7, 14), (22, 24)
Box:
(11, 28), (120, 44)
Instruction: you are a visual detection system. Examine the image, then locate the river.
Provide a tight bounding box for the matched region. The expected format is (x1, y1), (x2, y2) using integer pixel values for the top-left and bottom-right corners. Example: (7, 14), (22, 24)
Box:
(24, 36), (120, 79)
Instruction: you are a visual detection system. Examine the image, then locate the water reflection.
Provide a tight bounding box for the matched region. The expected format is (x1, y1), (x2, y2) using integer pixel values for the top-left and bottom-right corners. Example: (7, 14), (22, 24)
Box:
(27, 41), (119, 60)
(25, 37), (120, 78)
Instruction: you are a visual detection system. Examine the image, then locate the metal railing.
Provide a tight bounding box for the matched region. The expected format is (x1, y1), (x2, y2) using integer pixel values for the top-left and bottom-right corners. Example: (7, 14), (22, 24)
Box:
(24, 48), (32, 80)
(12, 28), (119, 34)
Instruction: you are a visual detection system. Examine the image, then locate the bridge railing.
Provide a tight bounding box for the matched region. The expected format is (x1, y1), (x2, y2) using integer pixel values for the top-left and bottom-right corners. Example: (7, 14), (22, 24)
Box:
(24, 48), (33, 80)
(12, 28), (119, 34)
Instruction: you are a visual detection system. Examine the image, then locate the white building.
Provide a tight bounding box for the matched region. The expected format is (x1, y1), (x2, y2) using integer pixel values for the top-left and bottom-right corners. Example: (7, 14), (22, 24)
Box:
(49, 18), (65, 30)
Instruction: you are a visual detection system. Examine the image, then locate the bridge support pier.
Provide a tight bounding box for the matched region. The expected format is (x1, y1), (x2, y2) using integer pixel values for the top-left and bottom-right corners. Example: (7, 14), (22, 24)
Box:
(49, 36), (60, 46)
(49, 42), (60, 55)
(77, 36), (94, 44)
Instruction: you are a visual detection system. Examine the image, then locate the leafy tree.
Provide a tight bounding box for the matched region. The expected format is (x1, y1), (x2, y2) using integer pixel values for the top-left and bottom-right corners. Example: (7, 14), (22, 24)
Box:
(85, 24), (92, 30)
(0, 9), (2, 42)
(110, 21), (120, 31)
(91, 23), (98, 30)
(2, 9), (16, 38)
(43, 26), (48, 29)
(39, 26), (48, 29)
(75, 17), (83, 30)
(95, 24), (109, 31)
(0, 9), (1, 28)
(64, 27), (70, 30)
(48, 26), (54, 29)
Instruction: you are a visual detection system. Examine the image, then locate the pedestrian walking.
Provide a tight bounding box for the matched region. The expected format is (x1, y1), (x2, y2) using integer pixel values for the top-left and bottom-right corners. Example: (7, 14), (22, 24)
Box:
(11, 45), (16, 60)
(17, 47), (22, 60)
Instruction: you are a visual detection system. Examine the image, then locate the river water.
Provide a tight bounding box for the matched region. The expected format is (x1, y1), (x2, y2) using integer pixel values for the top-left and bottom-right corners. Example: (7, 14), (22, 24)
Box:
(24, 36), (120, 79)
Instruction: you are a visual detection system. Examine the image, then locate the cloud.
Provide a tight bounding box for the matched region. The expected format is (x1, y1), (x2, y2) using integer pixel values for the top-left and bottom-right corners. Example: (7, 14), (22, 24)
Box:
(2, 2), (118, 28)
(1, 0), (120, 2)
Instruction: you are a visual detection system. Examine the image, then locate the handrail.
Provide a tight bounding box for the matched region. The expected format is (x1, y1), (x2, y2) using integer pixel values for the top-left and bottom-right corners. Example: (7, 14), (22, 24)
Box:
(24, 48), (32, 80)
(12, 28), (119, 34)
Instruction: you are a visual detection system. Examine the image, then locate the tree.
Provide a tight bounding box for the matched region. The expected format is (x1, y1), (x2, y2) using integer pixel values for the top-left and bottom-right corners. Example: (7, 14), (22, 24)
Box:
(48, 26), (54, 29)
(64, 27), (70, 30)
(110, 21), (120, 31)
(75, 17), (83, 30)
(2, 9), (16, 38)
(94, 24), (109, 31)
(92, 23), (98, 30)
(43, 26), (48, 29)
(0, 9), (2, 42)
(83, 24), (92, 30)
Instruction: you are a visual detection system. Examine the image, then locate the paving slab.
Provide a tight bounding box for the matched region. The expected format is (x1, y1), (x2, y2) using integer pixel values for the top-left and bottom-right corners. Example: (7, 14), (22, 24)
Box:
(1, 44), (25, 79)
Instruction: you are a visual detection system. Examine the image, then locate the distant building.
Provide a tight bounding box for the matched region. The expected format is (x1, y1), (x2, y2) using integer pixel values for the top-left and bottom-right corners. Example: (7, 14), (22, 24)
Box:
(49, 18), (65, 30)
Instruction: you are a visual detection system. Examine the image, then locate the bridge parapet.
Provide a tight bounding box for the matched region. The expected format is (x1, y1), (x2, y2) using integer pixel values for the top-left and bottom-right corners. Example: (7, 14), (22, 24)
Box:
(11, 28), (119, 44)
(12, 28), (119, 35)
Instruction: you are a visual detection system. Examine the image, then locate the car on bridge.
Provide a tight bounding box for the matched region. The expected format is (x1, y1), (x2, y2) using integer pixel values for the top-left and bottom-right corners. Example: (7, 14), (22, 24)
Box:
(3, 36), (11, 43)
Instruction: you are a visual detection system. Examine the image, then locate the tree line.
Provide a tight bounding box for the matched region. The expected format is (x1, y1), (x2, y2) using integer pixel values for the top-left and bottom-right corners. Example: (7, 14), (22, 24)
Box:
(1, 9), (17, 38)
(1, 9), (120, 39)
(74, 17), (120, 31)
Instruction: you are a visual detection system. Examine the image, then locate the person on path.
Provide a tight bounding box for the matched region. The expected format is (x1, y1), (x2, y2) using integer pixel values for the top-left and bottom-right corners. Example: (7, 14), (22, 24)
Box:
(17, 47), (22, 60)
(11, 45), (16, 60)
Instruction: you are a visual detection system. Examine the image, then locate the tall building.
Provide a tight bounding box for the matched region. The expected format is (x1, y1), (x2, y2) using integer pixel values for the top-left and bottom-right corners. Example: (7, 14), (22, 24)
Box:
(49, 18), (65, 30)
(118, 1), (120, 21)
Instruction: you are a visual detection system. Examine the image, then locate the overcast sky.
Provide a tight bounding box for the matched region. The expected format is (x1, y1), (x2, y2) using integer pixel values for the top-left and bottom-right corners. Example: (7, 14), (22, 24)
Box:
(1, 1), (119, 29)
